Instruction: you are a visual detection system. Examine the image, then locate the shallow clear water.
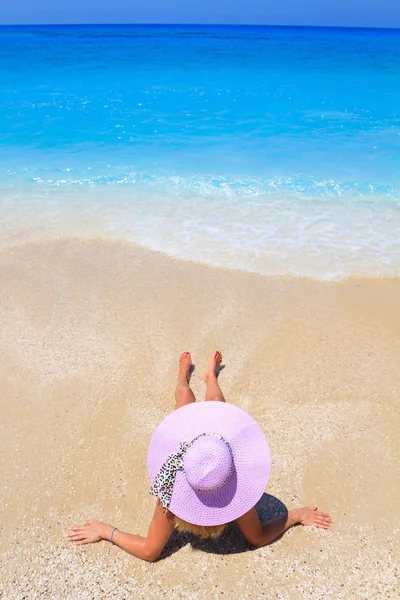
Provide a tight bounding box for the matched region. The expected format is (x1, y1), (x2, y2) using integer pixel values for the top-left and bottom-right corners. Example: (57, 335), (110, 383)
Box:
(1, 25), (400, 279)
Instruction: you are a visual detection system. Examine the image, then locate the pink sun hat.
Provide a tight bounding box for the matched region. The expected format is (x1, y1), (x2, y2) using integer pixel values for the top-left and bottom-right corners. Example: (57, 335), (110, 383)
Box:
(147, 402), (272, 526)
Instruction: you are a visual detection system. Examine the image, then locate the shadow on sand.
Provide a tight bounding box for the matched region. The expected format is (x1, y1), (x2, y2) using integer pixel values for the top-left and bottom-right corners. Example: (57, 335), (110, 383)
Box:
(159, 493), (288, 561)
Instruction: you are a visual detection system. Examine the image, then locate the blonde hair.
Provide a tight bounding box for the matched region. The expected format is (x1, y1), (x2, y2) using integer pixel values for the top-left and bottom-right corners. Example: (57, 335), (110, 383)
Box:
(172, 513), (226, 539)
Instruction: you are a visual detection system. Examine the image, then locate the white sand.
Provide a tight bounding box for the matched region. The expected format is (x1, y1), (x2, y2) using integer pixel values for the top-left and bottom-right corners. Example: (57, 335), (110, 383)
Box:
(0, 237), (399, 599)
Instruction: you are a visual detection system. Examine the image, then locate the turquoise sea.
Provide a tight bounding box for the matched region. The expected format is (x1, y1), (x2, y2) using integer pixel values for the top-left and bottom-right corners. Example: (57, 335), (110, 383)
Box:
(0, 24), (399, 279)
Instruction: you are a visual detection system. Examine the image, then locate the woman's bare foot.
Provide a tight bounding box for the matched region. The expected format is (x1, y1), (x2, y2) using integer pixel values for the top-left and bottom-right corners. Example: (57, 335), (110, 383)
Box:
(174, 352), (196, 409)
(178, 351), (192, 384)
(203, 351), (225, 401)
(289, 506), (333, 529)
(202, 350), (223, 381)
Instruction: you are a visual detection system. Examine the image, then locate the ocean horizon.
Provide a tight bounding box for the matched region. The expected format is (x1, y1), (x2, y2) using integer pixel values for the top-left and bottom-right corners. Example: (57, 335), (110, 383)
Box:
(1, 23), (399, 279)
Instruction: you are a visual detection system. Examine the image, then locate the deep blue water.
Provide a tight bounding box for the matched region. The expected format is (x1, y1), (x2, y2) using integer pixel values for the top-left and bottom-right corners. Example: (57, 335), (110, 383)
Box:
(0, 25), (399, 279)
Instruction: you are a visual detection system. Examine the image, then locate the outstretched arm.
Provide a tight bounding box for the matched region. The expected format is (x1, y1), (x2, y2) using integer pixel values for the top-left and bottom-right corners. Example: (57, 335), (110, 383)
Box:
(66, 500), (175, 562)
(236, 505), (333, 548)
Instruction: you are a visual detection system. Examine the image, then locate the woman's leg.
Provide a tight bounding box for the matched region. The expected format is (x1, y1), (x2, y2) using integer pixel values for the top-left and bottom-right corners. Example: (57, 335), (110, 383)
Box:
(174, 352), (196, 410)
(203, 351), (225, 402)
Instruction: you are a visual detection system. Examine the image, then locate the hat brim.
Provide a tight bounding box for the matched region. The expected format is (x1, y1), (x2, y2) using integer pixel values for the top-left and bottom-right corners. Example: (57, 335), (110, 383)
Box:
(147, 402), (271, 526)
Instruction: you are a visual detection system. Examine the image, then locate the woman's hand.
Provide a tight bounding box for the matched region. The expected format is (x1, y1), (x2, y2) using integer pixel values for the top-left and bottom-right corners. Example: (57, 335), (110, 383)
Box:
(66, 520), (111, 546)
(290, 506), (333, 529)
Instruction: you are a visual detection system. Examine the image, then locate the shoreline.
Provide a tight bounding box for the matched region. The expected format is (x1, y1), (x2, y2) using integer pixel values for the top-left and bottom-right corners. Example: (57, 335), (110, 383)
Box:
(1, 236), (399, 599)
(1, 227), (400, 283)
(1, 182), (400, 282)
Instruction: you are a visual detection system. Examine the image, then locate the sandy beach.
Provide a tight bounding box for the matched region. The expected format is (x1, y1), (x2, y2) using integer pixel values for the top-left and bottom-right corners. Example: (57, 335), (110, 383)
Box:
(0, 236), (399, 599)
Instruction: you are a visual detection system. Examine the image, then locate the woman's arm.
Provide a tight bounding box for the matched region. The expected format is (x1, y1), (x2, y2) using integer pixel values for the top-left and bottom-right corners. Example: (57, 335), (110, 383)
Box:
(66, 500), (175, 562)
(236, 505), (333, 548)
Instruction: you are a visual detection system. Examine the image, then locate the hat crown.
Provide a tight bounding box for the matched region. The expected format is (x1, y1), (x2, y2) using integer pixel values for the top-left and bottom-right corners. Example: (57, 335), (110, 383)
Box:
(183, 435), (232, 491)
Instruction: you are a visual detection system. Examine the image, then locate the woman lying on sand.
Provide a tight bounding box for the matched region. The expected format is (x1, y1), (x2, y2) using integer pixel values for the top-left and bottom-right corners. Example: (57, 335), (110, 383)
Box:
(66, 351), (333, 562)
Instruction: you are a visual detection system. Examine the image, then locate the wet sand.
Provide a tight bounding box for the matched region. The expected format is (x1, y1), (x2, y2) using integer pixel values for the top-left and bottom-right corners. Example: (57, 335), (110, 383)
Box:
(0, 237), (399, 599)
